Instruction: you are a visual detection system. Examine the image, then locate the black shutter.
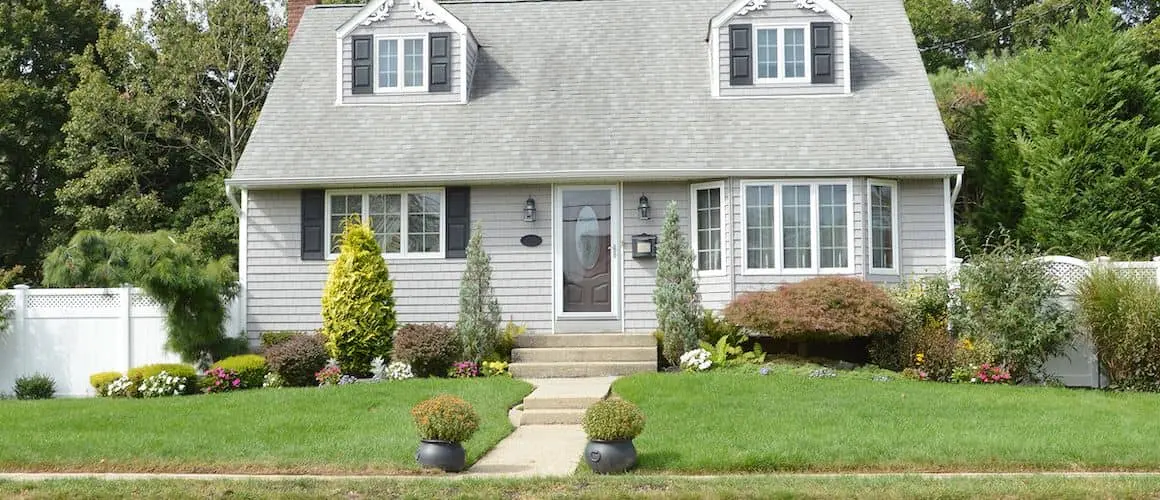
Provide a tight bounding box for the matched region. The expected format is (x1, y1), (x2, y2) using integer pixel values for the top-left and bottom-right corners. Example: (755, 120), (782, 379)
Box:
(351, 35), (373, 94)
(729, 24), (752, 86)
(429, 33), (451, 92)
(811, 22), (835, 84)
(301, 190), (325, 261)
(445, 187), (470, 258)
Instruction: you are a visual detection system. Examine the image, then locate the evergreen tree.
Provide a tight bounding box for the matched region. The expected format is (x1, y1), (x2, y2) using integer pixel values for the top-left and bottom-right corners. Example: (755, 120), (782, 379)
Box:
(457, 221), (502, 362)
(321, 218), (396, 375)
(654, 201), (702, 364)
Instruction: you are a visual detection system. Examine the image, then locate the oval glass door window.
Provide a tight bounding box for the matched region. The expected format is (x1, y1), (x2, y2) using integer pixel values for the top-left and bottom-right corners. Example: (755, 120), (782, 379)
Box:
(575, 206), (600, 270)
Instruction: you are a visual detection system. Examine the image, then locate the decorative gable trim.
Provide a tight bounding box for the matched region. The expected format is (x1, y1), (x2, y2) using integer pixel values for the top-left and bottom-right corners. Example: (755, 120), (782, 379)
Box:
(716, 0), (851, 24)
(336, 0), (467, 39)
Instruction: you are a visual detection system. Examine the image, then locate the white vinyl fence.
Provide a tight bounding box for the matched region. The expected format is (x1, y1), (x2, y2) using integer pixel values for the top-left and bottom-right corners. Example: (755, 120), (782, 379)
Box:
(0, 285), (243, 397)
(950, 255), (1160, 388)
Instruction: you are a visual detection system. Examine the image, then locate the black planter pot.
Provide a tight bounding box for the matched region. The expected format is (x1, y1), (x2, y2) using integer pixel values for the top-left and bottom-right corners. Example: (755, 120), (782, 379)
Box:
(584, 439), (637, 474)
(415, 439), (466, 472)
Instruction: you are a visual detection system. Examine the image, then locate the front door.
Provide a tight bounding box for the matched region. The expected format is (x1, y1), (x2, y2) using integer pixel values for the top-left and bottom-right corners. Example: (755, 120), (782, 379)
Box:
(559, 187), (616, 314)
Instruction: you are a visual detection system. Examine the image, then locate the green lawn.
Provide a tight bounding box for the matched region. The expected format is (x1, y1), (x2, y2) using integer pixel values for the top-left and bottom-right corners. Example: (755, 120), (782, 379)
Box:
(0, 378), (532, 474)
(8, 475), (1160, 499)
(614, 364), (1160, 473)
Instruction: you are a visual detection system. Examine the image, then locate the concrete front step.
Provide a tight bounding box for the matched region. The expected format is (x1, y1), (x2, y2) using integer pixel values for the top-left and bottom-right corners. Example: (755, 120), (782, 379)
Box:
(515, 333), (655, 349)
(509, 361), (655, 378)
(519, 408), (586, 425)
(522, 395), (605, 410)
(512, 346), (655, 363)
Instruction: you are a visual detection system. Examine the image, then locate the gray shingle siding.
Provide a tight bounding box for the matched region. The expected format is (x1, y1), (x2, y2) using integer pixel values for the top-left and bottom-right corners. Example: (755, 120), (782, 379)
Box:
(717, 3), (846, 97)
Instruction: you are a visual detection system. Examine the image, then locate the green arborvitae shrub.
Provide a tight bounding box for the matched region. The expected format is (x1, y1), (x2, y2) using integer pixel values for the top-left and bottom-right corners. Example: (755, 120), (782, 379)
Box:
(89, 371), (123, 396)
(14, 374), (56, 400)
(411, 395), (480, 443)
(320, 217), (396, 375)
(392, 324), (460, 377)
(260, 331), (298, 350)
(582, 399), (646, 441)
(724, 277), (901, 342)
(127, 363), (198, 394)
(265, 333), (328, 387)
(654, 201), (702, 365)
(41, 231), (238, 362)
(949, 239), (1075, 382)
(211, 354), (268, 389)
(456, 221), (502, 363)
(1077, 266), (1160, 391)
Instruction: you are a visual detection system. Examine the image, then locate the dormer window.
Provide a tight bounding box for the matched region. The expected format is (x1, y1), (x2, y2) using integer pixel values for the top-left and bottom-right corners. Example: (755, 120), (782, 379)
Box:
(376, 37), (426, 91)
(755, 27), (808, 82)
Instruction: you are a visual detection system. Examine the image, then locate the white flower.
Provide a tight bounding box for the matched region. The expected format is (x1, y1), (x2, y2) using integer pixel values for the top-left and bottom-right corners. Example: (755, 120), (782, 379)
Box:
(382, 362), (414, 381)
(679, 348), (712, 372)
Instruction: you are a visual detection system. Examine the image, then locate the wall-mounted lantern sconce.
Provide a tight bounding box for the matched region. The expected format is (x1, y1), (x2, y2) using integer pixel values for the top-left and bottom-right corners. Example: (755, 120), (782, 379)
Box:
(631, 233), (658, 259)
(523, 196), (537, 222)
(638, 194), (651, 220)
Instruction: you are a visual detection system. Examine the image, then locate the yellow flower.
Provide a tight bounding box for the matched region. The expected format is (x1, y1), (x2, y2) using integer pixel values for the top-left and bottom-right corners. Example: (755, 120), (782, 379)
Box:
(960, 338), (974, 351)
(914, 353), (925, 365)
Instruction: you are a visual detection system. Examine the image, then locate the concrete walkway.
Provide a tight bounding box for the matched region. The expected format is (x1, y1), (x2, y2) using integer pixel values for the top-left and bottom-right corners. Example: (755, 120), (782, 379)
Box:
(466, 377), (615, 476)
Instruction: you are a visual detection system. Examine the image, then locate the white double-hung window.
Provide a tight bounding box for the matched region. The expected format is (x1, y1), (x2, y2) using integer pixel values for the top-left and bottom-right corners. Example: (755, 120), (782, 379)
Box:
(754, 26), (809, 82)
(326, 189), (444, 258)
(692, 182), (725, 273)
(868, 180), (899, 273)
(743, 180), (854, 273)
(376, 36), (426, 91)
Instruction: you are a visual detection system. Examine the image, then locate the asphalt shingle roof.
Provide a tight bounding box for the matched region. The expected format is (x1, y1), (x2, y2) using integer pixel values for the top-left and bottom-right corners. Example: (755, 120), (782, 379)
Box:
(230, 0), (959, 187)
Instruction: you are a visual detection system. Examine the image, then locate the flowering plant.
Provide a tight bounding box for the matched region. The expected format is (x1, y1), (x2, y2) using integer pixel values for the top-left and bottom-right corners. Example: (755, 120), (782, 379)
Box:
(482, 361), (509, 377)
(262, 372), (286, 388)
(382, 362), (414, 380)
(138, 370), (187, 398)
(105, 375), (136, 398)
(203, 367), (244, 394)
(338, 374), (359, 385)
(975, 363), (1012, 384)
(679, 348), (712, 372)
(449, 361), (479, 378)
(315, 363), (342, 386)
(902, 367), (929, 381)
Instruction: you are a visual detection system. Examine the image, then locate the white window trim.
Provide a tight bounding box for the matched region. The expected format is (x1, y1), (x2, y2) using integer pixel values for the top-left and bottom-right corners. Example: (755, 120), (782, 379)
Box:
(324, 187), (446, 260)
(752, 24), (812, 85)
(691, 181), (728, 277)
(740, 179), (855, 275)
(373, 35), (428, 93)
(867, 179), (900, 275)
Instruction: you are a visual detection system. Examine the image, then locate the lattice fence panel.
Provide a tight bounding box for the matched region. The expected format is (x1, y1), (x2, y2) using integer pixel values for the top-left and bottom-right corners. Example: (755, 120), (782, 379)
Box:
(131, 293), (161, 308)
(26, 293), (120, 310)
(1040, 260), (1089, 296)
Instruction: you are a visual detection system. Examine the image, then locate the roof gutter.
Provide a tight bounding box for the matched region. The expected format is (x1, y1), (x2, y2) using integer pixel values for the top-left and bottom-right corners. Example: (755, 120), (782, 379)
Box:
(951, 170), (964, 203)
(225, 183), (241, 214)
(226, 166), (965, 189)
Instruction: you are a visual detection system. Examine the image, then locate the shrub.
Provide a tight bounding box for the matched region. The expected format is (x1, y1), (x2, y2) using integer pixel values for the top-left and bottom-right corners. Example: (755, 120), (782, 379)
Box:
(211, 354), (267, 389)
(321, 218), (396, 376)
(105, 376), (135, 397)
(725, 277), (901, 342)
(481, 361), (509, 377)
(412, 395), (480, 443)
(262, 372), (286, 388)
(380, 361), (414, 381)
(392, 324), (460, 377)
(700, 310), (743, 345)
(202, 367), (244, 393)
(582, 399), (645, 441)
(14, 374), (55, 400)
(457, 221), (503, 362)
(679, 348), (712, 372)
(869, 277), (955, 380)
(654, 201), (702, 365)
(1077, 266), (1160, 391)
(89, 371), (123, 396)
(949, 239), (1075, 381)
(265, 334), (329, 387)
(449, 361), (479, 378)
(495, 321), (526, 362)
(260, 331), (299, 349)
(127, 363), (197, 395)
(138, 371), (188, 397)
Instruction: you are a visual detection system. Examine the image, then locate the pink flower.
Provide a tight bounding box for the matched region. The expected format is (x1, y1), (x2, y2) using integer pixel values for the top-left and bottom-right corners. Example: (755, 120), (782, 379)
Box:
(232, 379), (240, 387)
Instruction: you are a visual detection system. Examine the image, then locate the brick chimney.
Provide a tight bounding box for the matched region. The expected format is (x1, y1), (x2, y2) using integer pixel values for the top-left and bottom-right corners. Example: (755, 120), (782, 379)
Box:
(288, 0), (320, 41)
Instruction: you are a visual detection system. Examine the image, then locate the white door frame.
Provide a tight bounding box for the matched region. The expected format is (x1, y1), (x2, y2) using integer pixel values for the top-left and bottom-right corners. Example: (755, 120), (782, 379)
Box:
(553, 184), (622, 320)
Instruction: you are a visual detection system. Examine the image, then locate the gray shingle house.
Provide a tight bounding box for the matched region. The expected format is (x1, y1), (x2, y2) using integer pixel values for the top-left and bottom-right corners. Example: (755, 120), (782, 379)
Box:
(228, 0), (961, 337)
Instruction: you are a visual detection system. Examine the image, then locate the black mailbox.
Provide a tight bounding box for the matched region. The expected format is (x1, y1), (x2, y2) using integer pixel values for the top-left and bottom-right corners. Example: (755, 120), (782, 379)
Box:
(631, 234), (658, 259)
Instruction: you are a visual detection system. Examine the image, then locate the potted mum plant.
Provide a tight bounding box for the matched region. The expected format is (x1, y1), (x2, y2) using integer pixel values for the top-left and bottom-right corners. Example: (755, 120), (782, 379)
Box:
(582, 399), (645, 474)
(411, 394), (480, 472)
